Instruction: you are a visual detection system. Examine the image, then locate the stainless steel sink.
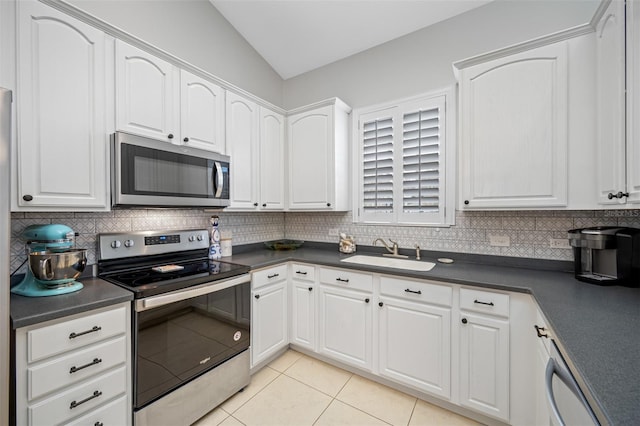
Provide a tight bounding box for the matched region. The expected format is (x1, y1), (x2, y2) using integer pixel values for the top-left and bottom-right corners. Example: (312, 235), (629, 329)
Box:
(340, 255), (436, 271)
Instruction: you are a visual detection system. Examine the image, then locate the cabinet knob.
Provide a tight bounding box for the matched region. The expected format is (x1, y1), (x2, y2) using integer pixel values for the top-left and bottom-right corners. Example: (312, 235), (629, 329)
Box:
(22, 194), (33, 201)
(183, 137), (189, 142)
(263, 203), (267, 207)
(608, 192), (615, 200)
(378, 302), (383, 307)
(461, 318), (468, 324)
(464, 200), (470, 205)
(254, 202), (258, 207)
(365, 298), (370, 303)
(327, 203), (331, 207)
(168, 133), (174, 140)
(308, 287), (313, 291)
(254, 294), (260, 299)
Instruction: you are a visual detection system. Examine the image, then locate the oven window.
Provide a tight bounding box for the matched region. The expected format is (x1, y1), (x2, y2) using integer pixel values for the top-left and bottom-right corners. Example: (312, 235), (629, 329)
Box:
(134, 282), (250, 408)
(121, 143), (213, 198)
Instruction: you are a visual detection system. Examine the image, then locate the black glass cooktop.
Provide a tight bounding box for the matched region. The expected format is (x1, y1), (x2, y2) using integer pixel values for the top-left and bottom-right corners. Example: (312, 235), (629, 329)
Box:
(99, 256), (250, 299)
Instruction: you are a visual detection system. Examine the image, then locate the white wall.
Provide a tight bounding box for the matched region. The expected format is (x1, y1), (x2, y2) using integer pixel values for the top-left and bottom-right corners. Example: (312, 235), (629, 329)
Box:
(68, 0), (284, 107)
(282, 0), (600, 109)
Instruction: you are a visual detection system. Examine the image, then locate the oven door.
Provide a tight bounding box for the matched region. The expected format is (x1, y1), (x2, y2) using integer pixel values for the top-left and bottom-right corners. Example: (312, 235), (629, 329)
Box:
(132, 274), (250, 410)
(112, 131), (230, 207)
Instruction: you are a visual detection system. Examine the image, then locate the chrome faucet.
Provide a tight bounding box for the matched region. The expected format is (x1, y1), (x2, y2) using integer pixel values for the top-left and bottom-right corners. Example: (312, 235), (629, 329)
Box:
(373, 238), (408, 259)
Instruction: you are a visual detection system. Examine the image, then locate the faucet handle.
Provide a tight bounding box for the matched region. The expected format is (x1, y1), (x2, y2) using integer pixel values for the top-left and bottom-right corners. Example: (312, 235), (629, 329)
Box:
(389, 238), (398, 246)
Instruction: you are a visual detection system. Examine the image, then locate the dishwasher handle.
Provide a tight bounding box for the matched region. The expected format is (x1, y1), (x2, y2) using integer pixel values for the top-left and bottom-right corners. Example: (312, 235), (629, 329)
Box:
(545, 357), (599, 426)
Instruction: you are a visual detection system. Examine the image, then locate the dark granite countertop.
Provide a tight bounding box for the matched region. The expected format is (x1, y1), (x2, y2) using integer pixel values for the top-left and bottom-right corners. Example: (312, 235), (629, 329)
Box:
(10, 277), (133, 329)
(226, 245), (640, 426)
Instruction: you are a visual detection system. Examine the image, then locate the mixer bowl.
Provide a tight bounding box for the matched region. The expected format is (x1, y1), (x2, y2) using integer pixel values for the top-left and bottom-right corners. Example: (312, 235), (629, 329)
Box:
(29, 249), (87, 285)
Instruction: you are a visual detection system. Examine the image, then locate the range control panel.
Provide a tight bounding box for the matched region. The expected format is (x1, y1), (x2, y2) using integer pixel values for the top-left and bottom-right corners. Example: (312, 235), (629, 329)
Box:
(99, 229), (209, 260)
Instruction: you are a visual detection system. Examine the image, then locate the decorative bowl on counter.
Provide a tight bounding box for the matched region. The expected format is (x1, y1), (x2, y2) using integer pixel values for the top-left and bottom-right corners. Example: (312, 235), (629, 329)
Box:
(264, 239), (305, 250)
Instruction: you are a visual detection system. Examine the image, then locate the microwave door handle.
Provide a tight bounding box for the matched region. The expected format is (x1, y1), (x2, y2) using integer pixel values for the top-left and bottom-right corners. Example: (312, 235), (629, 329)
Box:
(214, 161), (223, 198)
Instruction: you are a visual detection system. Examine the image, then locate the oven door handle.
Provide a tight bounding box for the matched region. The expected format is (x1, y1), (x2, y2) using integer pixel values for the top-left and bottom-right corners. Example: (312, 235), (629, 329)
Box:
(135, 274), (250, 312)
(545, 357), (599, 426)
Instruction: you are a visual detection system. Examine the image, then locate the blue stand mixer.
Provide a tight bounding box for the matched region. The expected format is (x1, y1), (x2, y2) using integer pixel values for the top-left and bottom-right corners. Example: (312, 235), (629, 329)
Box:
(11, 224), (86, 297)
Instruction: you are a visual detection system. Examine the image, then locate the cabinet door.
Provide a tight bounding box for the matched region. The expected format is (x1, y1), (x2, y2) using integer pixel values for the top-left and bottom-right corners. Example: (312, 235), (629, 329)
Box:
(259, 107), (285, 210)
(290, 280), (315, 351)
(596, 0), (627, 205)
(16, 1), (108, 208)
(180, 70), (225, 153)
(627, 0), (640, 204)
(378, 297), (451, 399)
(318, 285), (372, 370)
(459, 312), (510, 422)
(227, 92), (259, 210)
(251, 282), (287, 367)
(288, 106), (334, 209)
(459, 42), (568, 209)
(116, 40), (177, 142)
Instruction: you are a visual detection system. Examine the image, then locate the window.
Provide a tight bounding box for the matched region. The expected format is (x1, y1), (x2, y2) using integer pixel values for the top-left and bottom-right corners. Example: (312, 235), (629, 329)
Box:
(355, 89), (455, 226)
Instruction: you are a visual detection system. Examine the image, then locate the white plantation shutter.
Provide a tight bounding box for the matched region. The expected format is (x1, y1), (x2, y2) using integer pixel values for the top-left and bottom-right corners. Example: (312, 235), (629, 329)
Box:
(363, 117), (394, 214)
(357, 94), (448, 225)
(402, 107), (440, 213)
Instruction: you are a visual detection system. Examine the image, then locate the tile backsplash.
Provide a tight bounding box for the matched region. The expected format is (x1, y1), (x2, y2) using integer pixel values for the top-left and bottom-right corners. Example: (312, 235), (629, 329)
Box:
(9, 208), (640, 274)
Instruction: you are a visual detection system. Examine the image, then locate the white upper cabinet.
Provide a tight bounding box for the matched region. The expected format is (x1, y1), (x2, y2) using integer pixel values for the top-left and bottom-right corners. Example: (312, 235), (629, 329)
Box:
(15, 0), (109, 210)
(596, 0), (627, 205)
(116, 40), (177, 143)
(180, 70), (225, 153)
(116, 41), (225, 152)
(457, 42), (569, 209)
(259, 107), (285, 210)
(227, 92), (259, 209)
(287, 98), (351, 211)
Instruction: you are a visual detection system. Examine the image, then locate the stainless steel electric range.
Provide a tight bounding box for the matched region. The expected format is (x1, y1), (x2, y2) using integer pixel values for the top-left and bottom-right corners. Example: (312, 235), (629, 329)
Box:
(98, 229), (251, 426)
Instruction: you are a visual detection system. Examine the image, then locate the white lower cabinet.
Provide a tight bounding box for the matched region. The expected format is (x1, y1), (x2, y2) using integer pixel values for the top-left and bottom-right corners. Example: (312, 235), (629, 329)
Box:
(317, 267), (373, 370)
(459, 288), (510, 422)
(251, 265), (288, 368)
(289, 264), (317, 351)
(377, 277), (452, 399)
(14, 302), (131, 426)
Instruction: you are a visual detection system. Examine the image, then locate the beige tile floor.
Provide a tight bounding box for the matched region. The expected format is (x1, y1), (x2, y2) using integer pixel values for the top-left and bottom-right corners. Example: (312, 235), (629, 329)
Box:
(193, 350), (483, 426)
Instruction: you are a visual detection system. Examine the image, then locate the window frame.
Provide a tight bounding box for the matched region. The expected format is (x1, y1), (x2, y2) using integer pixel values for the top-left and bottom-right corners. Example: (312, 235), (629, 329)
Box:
(352, 87), (456, 227)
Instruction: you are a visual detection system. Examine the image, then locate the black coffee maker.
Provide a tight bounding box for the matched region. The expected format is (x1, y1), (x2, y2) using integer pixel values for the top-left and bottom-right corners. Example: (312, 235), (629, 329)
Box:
(568, 227), (640, 286)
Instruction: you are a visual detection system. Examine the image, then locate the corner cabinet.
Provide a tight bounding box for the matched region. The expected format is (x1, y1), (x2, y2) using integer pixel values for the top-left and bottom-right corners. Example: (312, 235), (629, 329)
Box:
(456, 41), (569, 209)
(116, 40), (225, 152)
(287, 98), (351, 211)
(14, 0), (110, 210)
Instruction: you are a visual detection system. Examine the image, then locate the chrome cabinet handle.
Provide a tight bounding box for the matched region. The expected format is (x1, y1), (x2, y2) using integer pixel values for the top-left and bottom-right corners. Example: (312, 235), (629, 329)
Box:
(474, 299), (494, 306)
(70, 358), (102, 374)
(70, 390), (102, 409)
(404, 288), (422, 295)
(69, 326), (101, 339)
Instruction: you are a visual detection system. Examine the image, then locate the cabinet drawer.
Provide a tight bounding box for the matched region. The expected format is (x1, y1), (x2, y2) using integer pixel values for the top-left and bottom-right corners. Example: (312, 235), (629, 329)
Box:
(28, 336), (126, 401)
(380, 276), (452, 307)
(28, 306), (127, 363)
(65, 394), (128, 426)
(252, 264), (288, 289)
(319, 267), (372, 292)
(460, 288), (509, 318)
(291, 263), (315, 282)
(29, 366), (127, 426)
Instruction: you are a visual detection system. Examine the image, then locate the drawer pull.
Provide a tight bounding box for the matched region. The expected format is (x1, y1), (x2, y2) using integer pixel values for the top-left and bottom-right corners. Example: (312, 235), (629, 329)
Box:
(336, 278), (349, 283)
(296, 271), (308, 275)
(95, 423), (104, 426)
(70, 358), (103, 374)
(70, 390), (102, 409)
(69, 326), (102, 339)
(267, 273), (280, 279)
(474, 299), (494, 306)
(534, 325), (549, 338)
(404, 288), (422, 295)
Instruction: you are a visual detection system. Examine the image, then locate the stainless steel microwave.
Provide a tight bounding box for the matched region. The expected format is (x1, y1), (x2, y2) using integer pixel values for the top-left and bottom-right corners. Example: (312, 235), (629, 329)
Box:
(111, 132), (230, 208)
